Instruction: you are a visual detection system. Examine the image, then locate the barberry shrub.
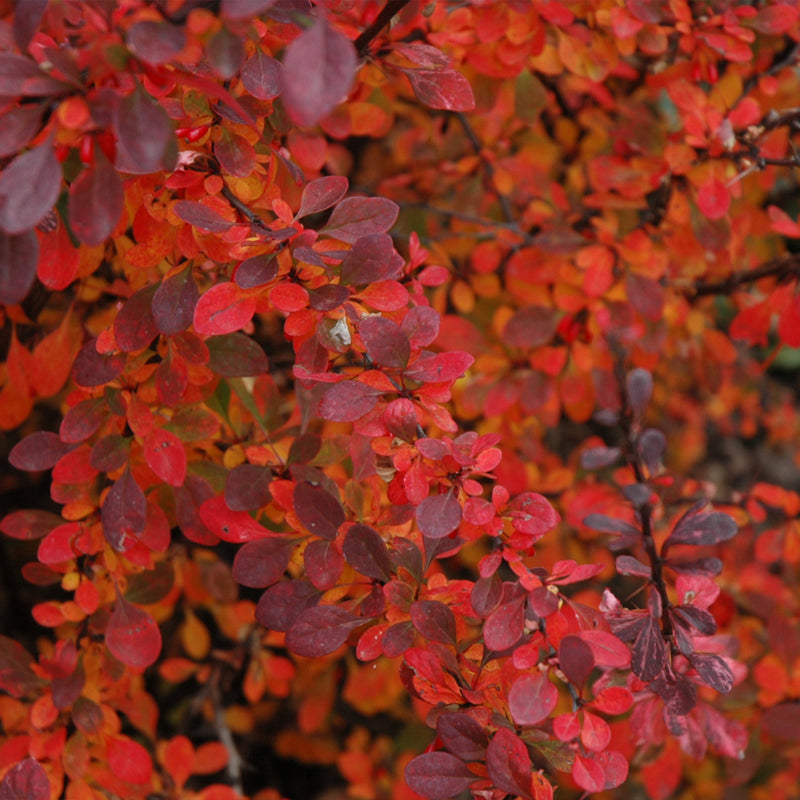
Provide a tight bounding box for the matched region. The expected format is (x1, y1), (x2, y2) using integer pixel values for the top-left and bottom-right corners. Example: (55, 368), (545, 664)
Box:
(2, 2), (800, 800)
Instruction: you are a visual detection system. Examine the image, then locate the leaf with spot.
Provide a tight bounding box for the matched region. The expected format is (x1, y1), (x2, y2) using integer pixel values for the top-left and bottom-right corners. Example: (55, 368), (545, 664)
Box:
(404, 752), (474, 800)
(0, 141), (61, 235)
(293, 481), (345, 540)
(0, 758), (50, 800)
(101, 467), (147, 552)
(323, 199), (399, 245)
(285, 605), (364, 657)
(232, 536), (295, 588)
(342, 524), (393, 582)
(486, 728), (534, 800)
(410, 600), (457, 646)
(68, 150), (124, 246)
(143, 428), (186, 486)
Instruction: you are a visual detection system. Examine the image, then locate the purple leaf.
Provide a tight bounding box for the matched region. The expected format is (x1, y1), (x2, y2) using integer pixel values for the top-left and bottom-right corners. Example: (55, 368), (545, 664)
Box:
(0, 141), (61, 235)
(0, 757), (50, 800)
(410, 600), (457, 645)
(318, 381), (380, 422)
(13, 0), (49, 51)
(241, 49), (283, 99)
(234, 254), (278, 288)
(0, 230), (37, 305)
(282, 16), (356, 127)
(225, 464), (273, 511)
(173, 200), (233, 233)
(666, 506), (737, 549)
(403, 306), (440, 348)
(436, 711), (488, 761)
(9, 432), (75, 472)
(615, 555), (651, 578)
(152, 266), (199, 335)
(323, 199), (399, 245)
(0, 104), (45, 159)
(101, 467), (146, 552)
(626, 367), (653, 414)
(71, 338), (125, 388)
(360, 316), (410, 368)
(508, 672), (558, 726)
(416, 492), (462, 539)
(256, 580), (319, 631)
(285, 605), (364, 657)
(297, 175), (349, 219)
(404, 752), (474, 800)
(689, 653), (734, 693)
(503, 306), (557, 348)
(558, 634), (595, 687)
(304, 538), (344, 590)
(486, 728), (533, 800)
(68, 151), (124, 245)
(340, 232), (397, 283)
(126, 21), (186, 65)
(115, 85), (174, 174)
(483, 582), (526, 652)
(0, 53), (68, 96)
(221, 0), (279, 20)
(232, 537), (295, 588)
(206, 333), (269, 377)
(342, 524), (393, 582)
(293, 481), (345, 540)
(114, 285), (158, 352)
(631, 617), (666, 682)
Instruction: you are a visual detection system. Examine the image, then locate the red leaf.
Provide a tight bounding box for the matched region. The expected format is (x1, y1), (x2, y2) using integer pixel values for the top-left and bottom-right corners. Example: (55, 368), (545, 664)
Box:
(0, 509), (62, 541)
(241, 48), (282, 99)
(304, 538), (344, 590)
(0, 758), (50, 800)
(198, 496), (270, 542)
(591, 686), (634, 715)
(101, 467), (147, 552)
(126, 21), (186, 65)
(318, 381), (380, 422)
(768, 205), (800, 237)
(558, 635), (595, 687)
(360, 316), (410, 368)
(750, 4), (800, 34)
(285, 605), (364, 657)
(13, 0), (49, 51)
(580, 710), (611, 752)
(484, 583), (526, 651)
(577, 630), (631, 668)
(282, 16), (356, 127)
(402, 68), (475, 112)
(0, 229), (38, 305)
(342, 524), (393, 581)
(174, 200), (234, 233)
(697, 177), (730, 220)
(410, 600), (457, 645)
(417, 492), (462, 539)
(114, 285), (158, 352)
(106, 592), (162, 668)
(232, 536), (295, 588)
(486, 728), (533, 800)
(404, 752), (474, 800)
(107, 736), (153, 785)
(778, 291), (800, 347)
(0, 141), (61, 235)
(597, 750), (629, 790)
(68, 150), (124, 245)
(572, 753), (605, 793)
(339, 232), (397, 283)
(507, 492), (559, 537)
(37, 522), (79, 565)
(115, 85), (174, 174)
(403, 306), (440, 348)
(323, 199), (399, 245)
(221, 0), (278, 19)
(436, 711), (488, 761)
(293, 481), (345, 540)
(9, 432), (74, 471)
(193, 283), (256, 335)
(508, 672), (559, 726)
(143, 428), (186, 486)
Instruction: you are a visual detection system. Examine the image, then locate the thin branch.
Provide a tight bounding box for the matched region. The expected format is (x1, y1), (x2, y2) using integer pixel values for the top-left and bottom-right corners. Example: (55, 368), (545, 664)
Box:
(455, 112), (517, 226)
(354, 0), (414, 58)
(211, 677), (245, 795)
(683, 253), (800, 300)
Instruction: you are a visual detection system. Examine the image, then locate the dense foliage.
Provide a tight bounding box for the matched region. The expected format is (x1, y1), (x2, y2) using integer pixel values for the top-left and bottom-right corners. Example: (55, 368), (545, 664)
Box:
(3, 1), (800, 799)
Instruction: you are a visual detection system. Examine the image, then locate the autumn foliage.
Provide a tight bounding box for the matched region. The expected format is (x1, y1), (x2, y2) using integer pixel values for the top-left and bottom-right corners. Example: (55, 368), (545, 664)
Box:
(4, 1), (800, 799)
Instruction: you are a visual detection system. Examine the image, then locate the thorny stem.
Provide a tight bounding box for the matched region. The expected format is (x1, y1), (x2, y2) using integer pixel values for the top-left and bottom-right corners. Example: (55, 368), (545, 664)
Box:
(613, 357), (673, 638)
(354, 0), (414, 59)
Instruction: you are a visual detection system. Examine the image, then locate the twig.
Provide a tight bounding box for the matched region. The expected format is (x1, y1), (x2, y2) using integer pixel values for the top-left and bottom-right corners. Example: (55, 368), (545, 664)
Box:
(683, 253), (800, 300)
(211, 678), (245, 795)
(455, 112), (517, 226)
(354, 0), (414, 58)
